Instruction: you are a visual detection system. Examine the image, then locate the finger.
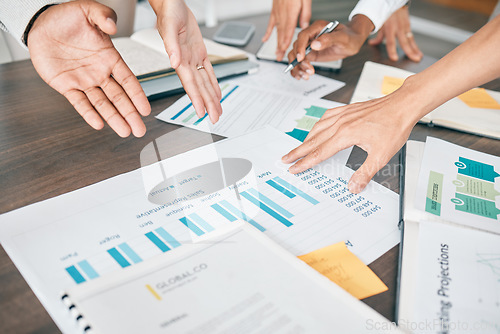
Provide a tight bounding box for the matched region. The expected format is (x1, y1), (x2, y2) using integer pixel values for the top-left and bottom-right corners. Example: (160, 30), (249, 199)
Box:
(85, 87), (132, 137)
(161, 26), (182, 69)
(403, 33), (423, 62)
(195, 64), (222, 123)
(101, 77), (147, 137)
(368, 30), (384, 46)
(203, 58), (222, 102)
(288, 135), (353, 174)
(397, 31), (419, 62)
(276, 19), (295, 61)
(348, 154), (389, 193)
(111, 58), (151, 117)
(385, 30), (398, 61)
(299, 0), (312, 28)
(175, 65), (206, 118)
(86, 1), (117, 35)
(262, 15), (276, 42)
(295, 22), (324, 61)
(64, 90), (104, 130)
(283, 125), (336, 164)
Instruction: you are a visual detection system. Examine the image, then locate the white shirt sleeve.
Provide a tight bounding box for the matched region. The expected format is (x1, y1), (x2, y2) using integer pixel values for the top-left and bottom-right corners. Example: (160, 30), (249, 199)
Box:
(349, 0), (408, 33)
(0, 0), (64, 46)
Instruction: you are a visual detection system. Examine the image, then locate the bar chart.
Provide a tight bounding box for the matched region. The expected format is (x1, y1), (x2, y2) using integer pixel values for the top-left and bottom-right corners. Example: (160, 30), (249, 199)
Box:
(64, 172), (322, 284)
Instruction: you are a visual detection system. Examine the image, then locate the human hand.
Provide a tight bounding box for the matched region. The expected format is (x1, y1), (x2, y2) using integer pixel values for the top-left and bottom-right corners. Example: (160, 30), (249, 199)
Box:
(28, 0), (151, 138)
(149, 0), (222, 124)
(281, 86), (419, 193)
(368, 6), (423, 62)
(287, 16), (373, 80)
(262, 0), (312, 61)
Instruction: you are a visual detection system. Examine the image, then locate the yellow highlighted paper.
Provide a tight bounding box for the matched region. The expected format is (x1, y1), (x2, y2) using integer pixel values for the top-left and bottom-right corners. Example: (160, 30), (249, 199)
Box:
(146, 284), (162, 301)
(458, 88), (500, 109)
(381, 76), (405, 95)
(298, 242), (388, 300)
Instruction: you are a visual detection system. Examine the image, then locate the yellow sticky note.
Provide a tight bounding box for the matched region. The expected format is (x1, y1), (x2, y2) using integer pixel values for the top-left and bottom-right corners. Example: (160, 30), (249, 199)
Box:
(298, 242), (388, 300)
(381, 76), (405, 95)
(458, 88), (500, 109)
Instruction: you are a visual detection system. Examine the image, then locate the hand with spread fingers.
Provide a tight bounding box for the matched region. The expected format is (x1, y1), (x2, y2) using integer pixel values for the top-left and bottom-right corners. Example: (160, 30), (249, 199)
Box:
(281, 91), (416, 194)
(283, 15), (500, 193)
(368, 6), (423, 62)
(262, 0), (312, 62)
(287, 16), (374, 80)
(28, 0), (151, 138)
(149, 0), (222, 124)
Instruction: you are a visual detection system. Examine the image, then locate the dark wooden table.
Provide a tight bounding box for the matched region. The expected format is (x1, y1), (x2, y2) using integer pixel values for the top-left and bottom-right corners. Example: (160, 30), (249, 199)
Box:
(1, 13), (499, 334)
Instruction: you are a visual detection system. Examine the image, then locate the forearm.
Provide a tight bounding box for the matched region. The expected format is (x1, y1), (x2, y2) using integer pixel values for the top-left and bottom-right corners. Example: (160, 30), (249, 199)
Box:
(397, 15), (500, 125)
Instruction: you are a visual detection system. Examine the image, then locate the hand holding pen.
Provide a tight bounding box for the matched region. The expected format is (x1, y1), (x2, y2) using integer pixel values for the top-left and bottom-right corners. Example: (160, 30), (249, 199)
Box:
(286, 17), (375, 80)
(284, 21), (339, 73)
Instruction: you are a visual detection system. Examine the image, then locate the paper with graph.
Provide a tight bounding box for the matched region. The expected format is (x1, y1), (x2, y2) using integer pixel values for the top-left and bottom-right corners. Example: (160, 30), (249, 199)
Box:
(156, 82), (352, 165)
(415, 137), (500, 233)
(0, 127), (398, 333)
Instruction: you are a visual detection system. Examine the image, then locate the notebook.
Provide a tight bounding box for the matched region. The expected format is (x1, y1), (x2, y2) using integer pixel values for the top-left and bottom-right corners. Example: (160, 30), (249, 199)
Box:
(351, 61), (500, 140)
(112, 28), (249, 80)
(256, 28), (342, 71)
(397, 138), (500, 332)
(62, 224), (401, 333)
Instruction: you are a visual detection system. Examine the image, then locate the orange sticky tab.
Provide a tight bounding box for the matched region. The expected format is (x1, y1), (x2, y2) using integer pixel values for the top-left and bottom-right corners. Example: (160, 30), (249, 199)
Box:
(298, 242), (388, 300)
(381, 76), (405, 95)
(458, 88), (500, 109)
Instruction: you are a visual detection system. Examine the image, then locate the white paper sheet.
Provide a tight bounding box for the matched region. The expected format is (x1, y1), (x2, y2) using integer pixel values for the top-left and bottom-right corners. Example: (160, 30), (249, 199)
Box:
(415, 137), (500, 233)
(412, 221), (500, 333)
(0, 127), (399, 333)
(230, 57), (345, 99)
(65, 225), (400, 333)
(156, 82), (352, 165)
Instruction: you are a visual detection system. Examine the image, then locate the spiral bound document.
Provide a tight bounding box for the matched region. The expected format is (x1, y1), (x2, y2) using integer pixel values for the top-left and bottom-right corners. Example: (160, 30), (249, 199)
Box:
(60, 225), (401, 334)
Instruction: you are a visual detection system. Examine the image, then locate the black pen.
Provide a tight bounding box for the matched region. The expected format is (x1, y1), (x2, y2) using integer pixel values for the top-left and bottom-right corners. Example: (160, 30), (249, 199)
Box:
(283, 20), (339, 73)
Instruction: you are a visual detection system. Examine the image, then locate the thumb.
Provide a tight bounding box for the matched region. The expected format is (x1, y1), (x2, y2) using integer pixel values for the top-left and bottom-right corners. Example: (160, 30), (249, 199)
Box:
(161, 23), (183, 69)
(348, 154), (387, 193)
(88, 2), (118, 35)
(368, 31), (384, 46)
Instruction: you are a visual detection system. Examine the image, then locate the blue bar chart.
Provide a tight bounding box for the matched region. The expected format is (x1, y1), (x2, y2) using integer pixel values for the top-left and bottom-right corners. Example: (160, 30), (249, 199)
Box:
(240, 190), (293, 227)
(170, 85), (239, 125)
(65, 265), (86, 284)
(218, 200), (266, 232)
(107, 248), (131, 268)
(272, 176), (319, 205)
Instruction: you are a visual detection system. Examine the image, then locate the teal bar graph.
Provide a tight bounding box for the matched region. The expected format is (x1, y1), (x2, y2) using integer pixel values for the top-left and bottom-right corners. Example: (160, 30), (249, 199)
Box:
(266, 179), (296, 199)
(77, 260), (99, 279)
(246, 188), (294, 219)
(107, 248), (131, 268)
(179, 217), (205, 236)
(66, 265), (86, 284)
(146, 231), (171, 252)
(212, 203), (238, 222)
(273, 176), (319, 205)
(219, 200), (266, 232)
(189, 213), (215, 232)
(118, 243), (142, 264)
(240, 191), (293, 227)
(155, 227), (181, 248)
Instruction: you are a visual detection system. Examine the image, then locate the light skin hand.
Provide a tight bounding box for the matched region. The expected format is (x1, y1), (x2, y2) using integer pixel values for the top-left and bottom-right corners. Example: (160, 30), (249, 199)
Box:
(368, 6), (423, 62)
(287, 16), (373, 80)
(149, 0), (222, 124)
(262, 0), (312, 62)
(28, 0), (151, 138)
(281, 86), (419, 193)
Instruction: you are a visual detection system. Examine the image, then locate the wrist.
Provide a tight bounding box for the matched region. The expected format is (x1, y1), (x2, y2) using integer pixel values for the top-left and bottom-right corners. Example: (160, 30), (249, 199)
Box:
(392, 75), (434, 127)
(348, 14), (374, 40)
(23, 4), (57, 47)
